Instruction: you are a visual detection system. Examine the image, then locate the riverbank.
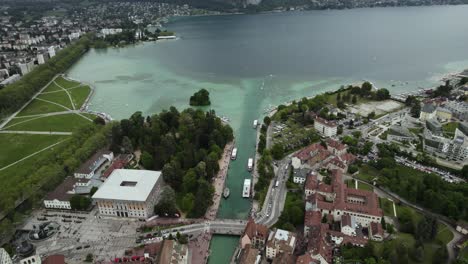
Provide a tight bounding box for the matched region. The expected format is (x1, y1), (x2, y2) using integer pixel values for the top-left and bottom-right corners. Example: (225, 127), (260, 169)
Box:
(205, 141), (234, 220)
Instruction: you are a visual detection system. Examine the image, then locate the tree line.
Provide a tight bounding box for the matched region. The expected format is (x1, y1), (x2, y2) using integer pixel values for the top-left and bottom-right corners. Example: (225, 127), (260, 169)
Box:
(109, 108), (233, 218)
(0, 35), (91, 118)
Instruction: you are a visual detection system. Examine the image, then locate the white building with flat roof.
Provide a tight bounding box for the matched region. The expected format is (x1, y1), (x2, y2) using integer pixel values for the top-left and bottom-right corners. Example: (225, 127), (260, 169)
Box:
(92, 169), (162, 218)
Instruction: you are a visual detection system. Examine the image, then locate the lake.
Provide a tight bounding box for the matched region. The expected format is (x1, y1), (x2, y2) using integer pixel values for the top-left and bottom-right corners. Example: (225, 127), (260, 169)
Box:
(67, 5), (468, 262)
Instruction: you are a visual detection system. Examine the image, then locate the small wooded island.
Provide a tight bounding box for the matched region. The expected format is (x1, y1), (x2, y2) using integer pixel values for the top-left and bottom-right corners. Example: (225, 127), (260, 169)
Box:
(189, 88), (211, 106)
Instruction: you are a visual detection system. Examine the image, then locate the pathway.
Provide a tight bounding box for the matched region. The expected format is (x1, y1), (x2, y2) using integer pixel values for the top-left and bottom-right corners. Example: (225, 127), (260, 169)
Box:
(205, 141), (234, 220)
(54, 80), (77, 110)
(0, 131), (73, 135)
(0, 139), (68, 172)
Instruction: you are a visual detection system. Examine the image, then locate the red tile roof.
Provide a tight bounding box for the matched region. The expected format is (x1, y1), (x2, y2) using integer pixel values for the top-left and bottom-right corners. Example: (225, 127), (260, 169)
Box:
(304, 211), (322, 227)
(295, 143), (326, 161)
(370, 222), (383, 236)
(315, 116), (337, 127)
(43, 255), (65, 264)
(326, 138), (347, 151)
(305, 173), (318, 191)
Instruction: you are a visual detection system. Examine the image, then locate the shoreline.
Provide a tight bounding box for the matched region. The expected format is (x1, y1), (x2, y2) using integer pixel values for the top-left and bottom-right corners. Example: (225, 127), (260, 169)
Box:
(204, 141), (234, 220)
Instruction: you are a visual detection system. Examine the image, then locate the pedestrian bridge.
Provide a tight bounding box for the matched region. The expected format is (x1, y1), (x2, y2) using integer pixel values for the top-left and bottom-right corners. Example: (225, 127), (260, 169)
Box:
(162, 219), (247, 237)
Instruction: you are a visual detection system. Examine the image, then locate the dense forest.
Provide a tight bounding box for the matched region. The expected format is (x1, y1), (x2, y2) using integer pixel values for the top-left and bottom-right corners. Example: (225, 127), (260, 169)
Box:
(189, 88), (211, 106)
(0, 35), (91, 118)
(109, 108), (233, 217)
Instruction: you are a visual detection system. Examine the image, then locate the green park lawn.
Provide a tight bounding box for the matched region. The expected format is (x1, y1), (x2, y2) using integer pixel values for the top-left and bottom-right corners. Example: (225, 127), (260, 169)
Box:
(357, 182), (373, 191)
(42, 82), (64, 93)
(5, 113), (94, 132)
(0, 134), (66, 168)
(356, 165), (379, 182)
(37, 90), (73, 109)
(435, 223), (454, 244)
(16, 98), (68, 116)
(69, 85), (91, 108)
(379, 197), (395, 217)
(55, 76), (80, 88)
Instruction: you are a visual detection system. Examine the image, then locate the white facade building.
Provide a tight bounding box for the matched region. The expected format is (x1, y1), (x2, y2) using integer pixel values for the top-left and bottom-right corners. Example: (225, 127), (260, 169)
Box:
(314, 117), (337, 137)
(48, 46), (56, 58)
(92, 169), (162, 218)
(20, 255), (42, 264)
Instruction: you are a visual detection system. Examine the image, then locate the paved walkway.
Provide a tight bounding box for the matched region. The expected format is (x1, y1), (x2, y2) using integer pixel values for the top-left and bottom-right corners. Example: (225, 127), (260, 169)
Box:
(0, 131), (73, 135)
(205, 141), (233, 220)
(0, 139), (68, 171)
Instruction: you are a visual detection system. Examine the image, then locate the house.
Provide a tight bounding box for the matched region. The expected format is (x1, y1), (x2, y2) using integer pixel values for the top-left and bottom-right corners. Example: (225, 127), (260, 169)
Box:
(419, 103), (436, 121)
(304, 211), (322, 237)
(306, 170), (383, 227)
(43, 176), (78, 209)
(20, 255), (42, 264)
(314, 117), (337, 137)
(369, 222), (384, 241)
(293, 168), (310, 184)
(340, 214), (356, 236)
(240, 218), (269, 250)
(304, 173), (319, 197)
(292, 143), (327, 169)
(436, 107), (452, 121)
(74, 150), (113, 179)
(326, 139), (347, 156)
(238, 245), (260, 264)
(265, 229), (297, 259)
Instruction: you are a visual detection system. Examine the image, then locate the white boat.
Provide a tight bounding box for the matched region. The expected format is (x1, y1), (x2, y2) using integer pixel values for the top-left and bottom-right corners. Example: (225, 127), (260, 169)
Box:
(253, 120), (258, 128)
(231, 148), (238, 160)
(243, 179), (251, 198)
(247, 158), (253, 171)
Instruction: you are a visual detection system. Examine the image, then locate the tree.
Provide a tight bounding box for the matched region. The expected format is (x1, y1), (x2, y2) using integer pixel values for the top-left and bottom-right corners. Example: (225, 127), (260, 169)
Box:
(352, 95), (357, 104)
(362, 81), (373, 95)
(189, 88), (211, 106)
(140, 151), (154, 169)
(154, 186), (178, 216)
(375, 88), (390, 100)
(93, 116), (106, 125)
(180, 193), (195, 212)
(462, 164), (468, 179)
(410, 102), (421, 118)
(337, 125), (343, 135)
(263, 116), (271, 126)
(85, 254), (93, 262)
(90, 186), (98, 196)
(70, 195), (91, 210)
(337, 93), (341, 101)
(121, 136), (133, 154)
(271, 143), (284, 160)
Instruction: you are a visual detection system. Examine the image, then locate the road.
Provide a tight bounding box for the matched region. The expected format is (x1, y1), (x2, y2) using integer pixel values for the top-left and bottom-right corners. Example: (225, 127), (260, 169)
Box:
(0, 130), (73, 135)
(255, 156), (290, 227)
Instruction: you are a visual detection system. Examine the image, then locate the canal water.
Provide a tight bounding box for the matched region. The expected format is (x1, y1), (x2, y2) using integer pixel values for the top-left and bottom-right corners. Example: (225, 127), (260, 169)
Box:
(67, 5), (468, 262)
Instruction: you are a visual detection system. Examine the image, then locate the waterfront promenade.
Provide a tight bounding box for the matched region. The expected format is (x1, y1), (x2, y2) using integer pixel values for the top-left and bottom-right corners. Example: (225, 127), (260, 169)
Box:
(205, 141), (234, 220)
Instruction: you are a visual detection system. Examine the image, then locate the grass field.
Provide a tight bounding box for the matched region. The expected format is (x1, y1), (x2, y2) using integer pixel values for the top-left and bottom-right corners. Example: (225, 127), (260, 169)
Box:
(357, 182), (373, 191)
(55, 76), (80, 88)
(42, 82), (64, 93)
(5, 113), (93, 132)
(16, 98), (68, 116)
(69, 85), (91, 108)
(356, 165), (379, 182)
(379, 197), (395, 217)
(37, 90), (73, 109)
(0, 134), (66, 168)
(435, 223), (454, 244)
